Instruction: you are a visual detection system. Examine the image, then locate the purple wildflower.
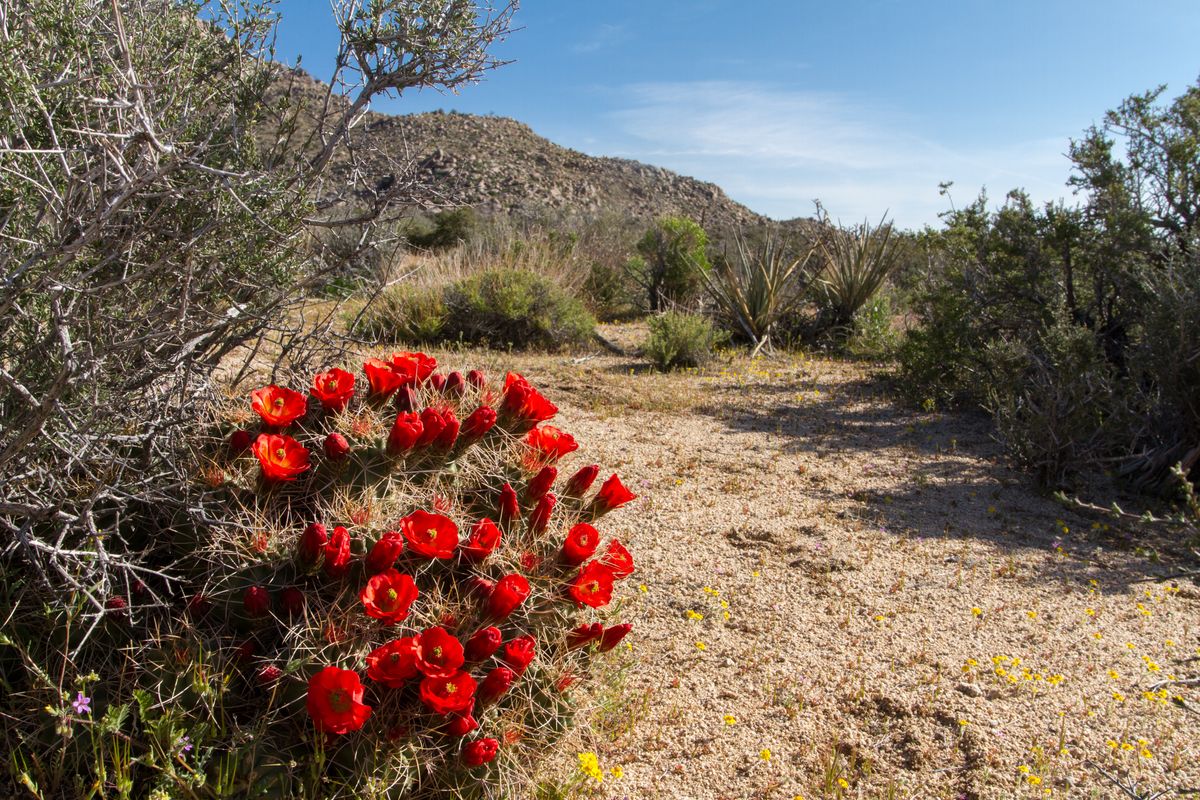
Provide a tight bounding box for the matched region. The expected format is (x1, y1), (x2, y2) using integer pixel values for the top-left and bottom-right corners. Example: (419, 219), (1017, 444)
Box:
(71, 692), (91, 715)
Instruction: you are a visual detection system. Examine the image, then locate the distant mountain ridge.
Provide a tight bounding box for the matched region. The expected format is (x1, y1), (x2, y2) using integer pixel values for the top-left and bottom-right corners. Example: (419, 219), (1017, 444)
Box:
(276, 69), (812, 236)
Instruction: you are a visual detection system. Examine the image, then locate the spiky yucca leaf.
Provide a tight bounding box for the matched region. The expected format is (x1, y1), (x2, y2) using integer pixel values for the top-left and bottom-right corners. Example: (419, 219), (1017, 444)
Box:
(818, 215), (901, 330)
(700, 234), (817, 350)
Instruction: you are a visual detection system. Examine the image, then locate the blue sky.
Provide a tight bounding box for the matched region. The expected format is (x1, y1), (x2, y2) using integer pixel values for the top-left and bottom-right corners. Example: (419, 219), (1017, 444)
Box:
(274, 1), (1200, 229)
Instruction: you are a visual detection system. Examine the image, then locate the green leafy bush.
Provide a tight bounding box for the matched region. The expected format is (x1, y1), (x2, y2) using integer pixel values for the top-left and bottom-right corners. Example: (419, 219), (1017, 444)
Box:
(845, 293), (901, 360)
(359, 270), (595, 351)
(898, 79), (1200, 490)
(443, 270), (596, 350)
(582, 259), (643, 321)
(643, 312), (722, 371)
(629, 217), (711, 311)
(355, 284), (449, 343)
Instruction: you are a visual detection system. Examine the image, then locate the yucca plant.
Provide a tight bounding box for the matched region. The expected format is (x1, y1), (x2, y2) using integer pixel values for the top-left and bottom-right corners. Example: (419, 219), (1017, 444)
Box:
(817, 213), (902, 331)
(699, 233), (817, 353)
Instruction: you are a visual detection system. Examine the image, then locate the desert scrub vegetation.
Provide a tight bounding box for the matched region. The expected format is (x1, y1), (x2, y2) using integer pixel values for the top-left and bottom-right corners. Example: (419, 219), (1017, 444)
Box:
(643, 312), (724, 371)
(896, 80), (1200, 496)
(628, 216), (712, 312)
(357, 269), (596, 350)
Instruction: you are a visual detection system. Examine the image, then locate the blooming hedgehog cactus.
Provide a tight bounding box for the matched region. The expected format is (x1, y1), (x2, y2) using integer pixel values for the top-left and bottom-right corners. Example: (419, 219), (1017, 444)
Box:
(206, 353), (637, 796)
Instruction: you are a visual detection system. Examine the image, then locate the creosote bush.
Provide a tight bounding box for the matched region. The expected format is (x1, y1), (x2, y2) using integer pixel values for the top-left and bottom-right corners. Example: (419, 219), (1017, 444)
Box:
(7, 355), (640, 797)
(359, 270), (596, 350)
(643, 312), (723, 371)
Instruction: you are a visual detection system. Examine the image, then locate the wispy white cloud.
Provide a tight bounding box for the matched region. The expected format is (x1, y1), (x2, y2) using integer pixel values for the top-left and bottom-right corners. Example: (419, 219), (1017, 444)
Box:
(571, 24), (631, 55)
(604, 81), (1077, 228)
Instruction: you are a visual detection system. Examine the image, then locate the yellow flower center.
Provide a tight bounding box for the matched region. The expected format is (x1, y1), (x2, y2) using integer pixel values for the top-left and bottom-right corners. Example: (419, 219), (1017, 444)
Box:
(433, 646), (443, 658)
(327, 379), (338, 390)
(445, 682), (457, 694)
(274, 447), (286, 459)
(425, 527), (437, 540)
(273, 397), (284, 409)
(389, 653), (400, 664)
(386, 588), (397, 602)
(586, 581), (599, 593)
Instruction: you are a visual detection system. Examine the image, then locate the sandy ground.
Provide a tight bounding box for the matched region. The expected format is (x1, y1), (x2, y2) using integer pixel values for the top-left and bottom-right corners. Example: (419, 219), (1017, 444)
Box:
(451, 327), (1200, 800)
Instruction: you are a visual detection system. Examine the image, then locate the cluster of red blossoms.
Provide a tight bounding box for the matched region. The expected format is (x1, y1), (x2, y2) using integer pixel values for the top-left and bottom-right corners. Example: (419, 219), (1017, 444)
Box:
(220, 353), (638, 774)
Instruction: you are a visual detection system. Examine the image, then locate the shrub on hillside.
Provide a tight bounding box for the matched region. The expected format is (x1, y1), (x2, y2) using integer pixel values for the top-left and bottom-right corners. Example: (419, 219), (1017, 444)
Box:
(643, 312), (723, 371)
(409, 207), (479, 250)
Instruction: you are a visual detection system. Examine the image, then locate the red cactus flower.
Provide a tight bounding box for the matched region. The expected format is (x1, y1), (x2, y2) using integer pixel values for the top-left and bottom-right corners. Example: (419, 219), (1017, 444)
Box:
(306, 666), (372, 734)
(528, 492), (556, 535)
(447, 708), (479, 737)
(323, 525), (352, 579)
(477, 667), (515, 705)
(520, 550), (542, 572)
(444, 371), (466, 396)
(560, 523), (600, 566)
(419, 670), (477, 716)
(416, 626), (465, 678)
(461, 518), (501, 563)
(600, 538), (635, 579)
(228, 429), (253, 453)
(590, 473), (637, 516)
(323, 432), (351, 462)
(250, 385), (308, 427)
(390, 351), (437, 384)
(464, 626), (503, 662)
(567, 622), (603, 650)
(387, 411), (424, 455)
(469, 576), (495, 599)
(243, 586), (270, 618)
(257, 663), (283, 686)
(525, 465), (556, 504)
(366, 637), (419, 688)
(311, 368), (356, 412)
(459, 406), (497, 444)
(363, 358), (408, 398)
(433, 408), (460, 450)
(598, 623), (632, 652)
(360, 569), (418, 625)
(105, 595), (127, 614)
(186, 593), (211, 617)
(524, 425), (578, 464)
(466, 369), (487, 389)
(500, 372), (558, 425)
(399, 510), (458, 559)
(562, 464), (599, 498)
(497, 483), (519, 531)
(500, 635), (536, 675)
(462, 737), (499, 767)
(280, 586), (305, 616)
(487, 573), (530, 620)
(298, 522), (327, 565)
(251, 433), (311, 482)
(365, 531), (404, 574)
(429, 373), (447, 392)
(568, 561), (616, 608)
(556, 672), (577, 692)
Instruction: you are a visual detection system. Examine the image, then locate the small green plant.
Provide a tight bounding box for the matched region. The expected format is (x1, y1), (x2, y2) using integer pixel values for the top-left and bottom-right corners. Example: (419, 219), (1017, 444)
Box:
(643, 312), (722, 371)
(845, 293), (901, 360)
(629, 217), (711, 311)
(582, 259), (642, 321)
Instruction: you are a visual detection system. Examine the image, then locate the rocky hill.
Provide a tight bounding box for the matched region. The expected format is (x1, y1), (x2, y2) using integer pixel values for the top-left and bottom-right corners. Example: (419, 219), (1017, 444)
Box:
(273, 70), (809, 236)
